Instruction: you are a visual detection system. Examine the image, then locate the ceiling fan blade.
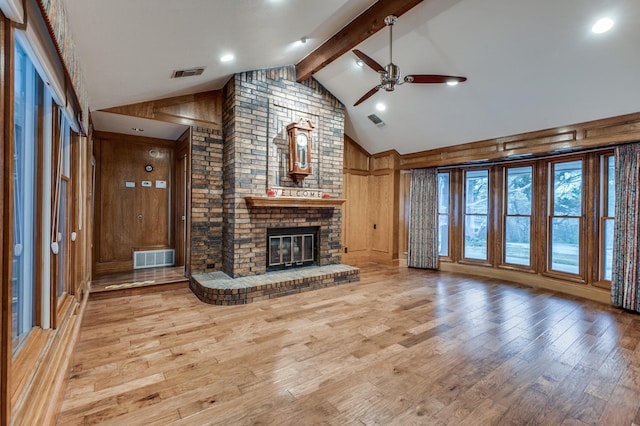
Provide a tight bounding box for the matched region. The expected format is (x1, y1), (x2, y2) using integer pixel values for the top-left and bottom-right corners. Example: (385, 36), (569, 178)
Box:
(353, 50), (385, 73)
(404, 75), (467, 84)
(353, 86), (381, 106)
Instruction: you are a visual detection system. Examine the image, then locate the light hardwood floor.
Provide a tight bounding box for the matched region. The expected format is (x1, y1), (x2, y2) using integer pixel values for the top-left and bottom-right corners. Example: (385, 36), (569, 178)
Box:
(90, 266), (188, 300)
(57, 264), (640, 425)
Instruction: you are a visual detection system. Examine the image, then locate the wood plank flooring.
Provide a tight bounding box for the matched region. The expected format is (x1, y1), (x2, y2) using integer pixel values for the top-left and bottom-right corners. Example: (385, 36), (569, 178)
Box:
(57, 264), (640, 425)
(90, 266), (188, 300)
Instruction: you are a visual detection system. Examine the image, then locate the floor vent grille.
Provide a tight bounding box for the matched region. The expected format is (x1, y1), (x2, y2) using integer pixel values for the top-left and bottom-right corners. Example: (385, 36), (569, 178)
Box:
(134, 249), (175, 269)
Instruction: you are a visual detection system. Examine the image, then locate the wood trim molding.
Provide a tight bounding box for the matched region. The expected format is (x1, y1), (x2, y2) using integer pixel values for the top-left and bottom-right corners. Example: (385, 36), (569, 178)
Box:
(295, 0), (424, 82)
(245, 197), (345, 208)
(93, 131), (177, 148)
(1, 15), (12, 426)
(400, 112), (640, 169)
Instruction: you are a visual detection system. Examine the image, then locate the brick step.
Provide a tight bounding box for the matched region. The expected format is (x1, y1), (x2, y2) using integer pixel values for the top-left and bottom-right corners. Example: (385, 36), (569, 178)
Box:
(190, 264), (360, 305)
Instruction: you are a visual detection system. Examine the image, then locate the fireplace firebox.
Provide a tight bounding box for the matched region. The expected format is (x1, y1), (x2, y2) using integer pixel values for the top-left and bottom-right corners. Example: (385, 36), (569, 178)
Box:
(267, 226), (319, 271)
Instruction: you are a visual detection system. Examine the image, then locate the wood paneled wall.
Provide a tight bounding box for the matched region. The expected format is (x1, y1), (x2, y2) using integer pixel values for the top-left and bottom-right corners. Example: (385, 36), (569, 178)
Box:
(93, 132), (174, 275)
(342, 137), (401, 266)
(401, 112), (640, 169)
(398, 170), (411, 261)
(103, 91), (222, 134)
(342, 112), (640, 302)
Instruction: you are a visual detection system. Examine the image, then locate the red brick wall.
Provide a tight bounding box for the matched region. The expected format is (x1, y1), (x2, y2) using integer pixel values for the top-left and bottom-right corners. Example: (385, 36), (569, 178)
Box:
(190, 127), (223, 273)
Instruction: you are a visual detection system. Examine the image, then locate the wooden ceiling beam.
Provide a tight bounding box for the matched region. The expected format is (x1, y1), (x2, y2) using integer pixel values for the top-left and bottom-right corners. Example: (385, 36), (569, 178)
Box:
(295, 0), (424, 83)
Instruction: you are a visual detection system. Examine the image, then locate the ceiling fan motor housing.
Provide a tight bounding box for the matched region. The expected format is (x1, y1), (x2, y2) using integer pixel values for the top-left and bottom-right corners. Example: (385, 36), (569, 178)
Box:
(383, 63), (400, 91)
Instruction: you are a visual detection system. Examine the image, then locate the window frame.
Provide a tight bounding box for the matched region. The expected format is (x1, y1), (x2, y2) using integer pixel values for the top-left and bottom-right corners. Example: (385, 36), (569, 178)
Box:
(461, 168), (491, 265)
(50, 108), (76, 328)
(12, 40), (44, 354)
(500, 163), (536, 272)
(596, 152), (615, 288)
(10, 34), (56, 399)
(544, 156), (586, 282)
(437, 171), (453, 261)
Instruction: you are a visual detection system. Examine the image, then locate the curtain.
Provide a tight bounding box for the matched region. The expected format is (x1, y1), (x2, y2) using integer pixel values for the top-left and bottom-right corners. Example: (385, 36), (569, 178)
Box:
(408, 168), (439, 269)
(611, 142), (640, 312)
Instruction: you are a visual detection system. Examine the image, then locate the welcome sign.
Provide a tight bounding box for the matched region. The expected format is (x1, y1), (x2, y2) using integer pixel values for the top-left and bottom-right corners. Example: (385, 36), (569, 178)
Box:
(267, 187), (330, 199)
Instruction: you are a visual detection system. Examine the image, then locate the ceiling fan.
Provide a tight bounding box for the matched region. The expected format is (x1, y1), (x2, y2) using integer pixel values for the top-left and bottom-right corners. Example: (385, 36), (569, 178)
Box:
(352, 15), (467, 106)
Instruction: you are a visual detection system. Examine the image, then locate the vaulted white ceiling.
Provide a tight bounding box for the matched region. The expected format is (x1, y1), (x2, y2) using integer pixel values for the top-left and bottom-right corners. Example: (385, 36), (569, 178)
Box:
(63, 0), (640, 154)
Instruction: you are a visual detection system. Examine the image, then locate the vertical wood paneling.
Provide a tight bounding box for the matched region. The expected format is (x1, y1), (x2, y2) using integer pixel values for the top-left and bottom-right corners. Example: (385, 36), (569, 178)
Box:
(343, 138), (401, 266)
(94, 132), (173, 272)
(398, 171), (411, 259)
(343, 173), (370, 256)
(344, 135), (370, 171)
(371, 174), (391, 253)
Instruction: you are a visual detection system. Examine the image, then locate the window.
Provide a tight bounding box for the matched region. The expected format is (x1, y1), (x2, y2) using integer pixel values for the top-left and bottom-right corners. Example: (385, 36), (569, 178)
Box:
(437, 172), (450, 257)
(549, 160), (583, 275)
(464, 170), (489, 260)
(12, 41), (40, 351)
(56, 118), (72, 299)
(436, 151), (613, 289)
(600, 155), (615, 281)
(504, 166), (533, 266)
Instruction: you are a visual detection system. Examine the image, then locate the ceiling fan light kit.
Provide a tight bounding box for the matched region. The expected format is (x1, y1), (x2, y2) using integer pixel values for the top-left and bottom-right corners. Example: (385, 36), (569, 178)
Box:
(353, 15), (467, 106)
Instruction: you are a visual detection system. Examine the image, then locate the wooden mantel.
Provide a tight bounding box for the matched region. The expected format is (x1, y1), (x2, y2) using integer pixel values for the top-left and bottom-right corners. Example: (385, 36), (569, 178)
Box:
(245, 197), (345, 208)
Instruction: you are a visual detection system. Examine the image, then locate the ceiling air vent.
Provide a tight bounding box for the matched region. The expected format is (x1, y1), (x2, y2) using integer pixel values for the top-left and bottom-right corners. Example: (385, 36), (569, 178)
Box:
(367, 114), (385, 127)
(171, 67), (205, 78)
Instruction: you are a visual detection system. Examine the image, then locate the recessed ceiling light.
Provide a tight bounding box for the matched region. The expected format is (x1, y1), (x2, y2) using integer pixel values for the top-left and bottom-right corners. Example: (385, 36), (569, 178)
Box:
(375, 103), (386, 111)
(355, 59), (364, 67)
(220, 54), (235, 63)
(592, 17), (614, 34)
(446, 80), (459, 86)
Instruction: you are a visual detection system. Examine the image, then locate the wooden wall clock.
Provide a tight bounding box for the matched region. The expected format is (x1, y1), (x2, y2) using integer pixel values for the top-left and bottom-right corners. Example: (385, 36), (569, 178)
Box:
(286, 118), (314, 182)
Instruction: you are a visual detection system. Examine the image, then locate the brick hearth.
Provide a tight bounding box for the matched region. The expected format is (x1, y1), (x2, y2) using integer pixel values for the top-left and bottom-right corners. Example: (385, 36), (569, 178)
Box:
(190, 264), (360, 305)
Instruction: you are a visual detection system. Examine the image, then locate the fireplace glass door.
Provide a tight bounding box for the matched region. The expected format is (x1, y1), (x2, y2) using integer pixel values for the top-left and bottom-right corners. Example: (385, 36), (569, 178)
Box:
(267, 227), (318, 270)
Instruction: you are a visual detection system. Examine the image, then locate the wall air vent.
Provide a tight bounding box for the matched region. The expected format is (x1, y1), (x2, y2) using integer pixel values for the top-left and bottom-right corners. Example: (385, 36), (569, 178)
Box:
(171, 67), (205, 78)
(367, 114), (385, 127)
(133, 249), (175, 269)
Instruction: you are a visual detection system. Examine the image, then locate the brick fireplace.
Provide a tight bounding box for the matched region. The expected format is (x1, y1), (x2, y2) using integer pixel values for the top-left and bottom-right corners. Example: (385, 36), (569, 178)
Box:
(221, 66), (345, 278)
(189, 65), (359, 304)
